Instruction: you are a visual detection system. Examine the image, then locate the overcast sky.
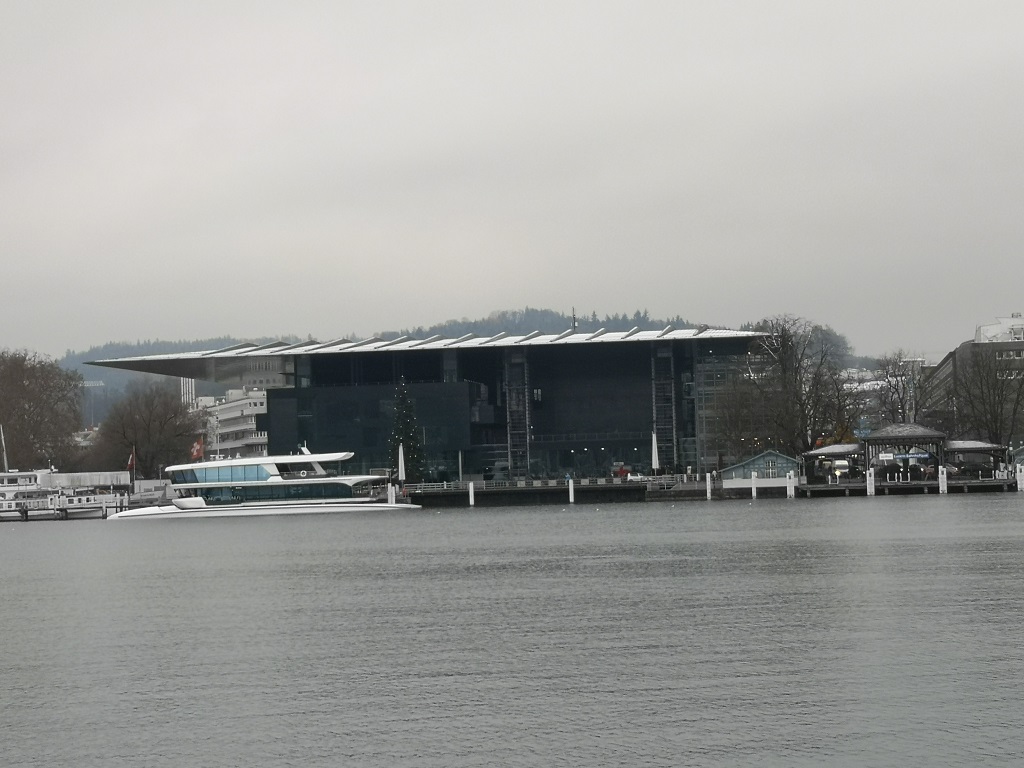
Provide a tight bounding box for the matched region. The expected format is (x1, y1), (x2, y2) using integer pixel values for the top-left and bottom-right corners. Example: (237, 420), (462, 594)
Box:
(3, 2), (1022, 362)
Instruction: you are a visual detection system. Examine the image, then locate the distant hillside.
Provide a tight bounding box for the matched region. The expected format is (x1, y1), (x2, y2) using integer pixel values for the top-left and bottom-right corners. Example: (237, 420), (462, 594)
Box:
(378, 307), (699, 339)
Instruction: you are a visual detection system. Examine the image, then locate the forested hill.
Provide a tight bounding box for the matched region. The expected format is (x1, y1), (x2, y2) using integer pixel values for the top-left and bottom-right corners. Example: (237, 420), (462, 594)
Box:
(378, 307), (699, 339)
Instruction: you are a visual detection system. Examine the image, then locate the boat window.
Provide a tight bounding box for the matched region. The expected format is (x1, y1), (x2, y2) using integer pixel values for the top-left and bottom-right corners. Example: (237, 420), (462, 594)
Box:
(276, 461), (318, 477)
(175, 466), (269, 484)
(196, 482), (353, 504)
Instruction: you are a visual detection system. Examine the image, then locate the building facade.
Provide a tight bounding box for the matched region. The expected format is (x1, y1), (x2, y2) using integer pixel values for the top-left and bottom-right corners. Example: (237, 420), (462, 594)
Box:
(94, 328), (763, 478)
(921, 313), (1024, 452)
(195, 388), (269, 459)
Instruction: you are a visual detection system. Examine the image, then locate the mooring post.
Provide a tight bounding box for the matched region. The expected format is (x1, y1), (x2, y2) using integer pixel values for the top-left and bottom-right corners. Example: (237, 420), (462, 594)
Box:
(939, 465), (948, 494)
(706, 473), (712, 500)
(751, 471), (757, 499)
(468, 481), (475, 506)
(786, 470), (796, 498)
(866, 468), (876, 496)
(568, 478), (575, 504)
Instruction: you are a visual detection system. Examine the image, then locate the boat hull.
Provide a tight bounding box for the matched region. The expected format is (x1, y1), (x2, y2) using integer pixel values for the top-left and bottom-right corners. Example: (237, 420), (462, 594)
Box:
(107, 500), (420, 520)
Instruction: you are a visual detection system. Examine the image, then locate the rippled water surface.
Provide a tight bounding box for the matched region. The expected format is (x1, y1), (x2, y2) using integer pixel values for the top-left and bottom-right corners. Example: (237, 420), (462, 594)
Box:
(3, 494), (1024, 767)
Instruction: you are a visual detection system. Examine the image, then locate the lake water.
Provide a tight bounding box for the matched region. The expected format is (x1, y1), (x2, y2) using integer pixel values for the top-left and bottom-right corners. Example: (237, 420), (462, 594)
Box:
(3, 494), (1024, 767)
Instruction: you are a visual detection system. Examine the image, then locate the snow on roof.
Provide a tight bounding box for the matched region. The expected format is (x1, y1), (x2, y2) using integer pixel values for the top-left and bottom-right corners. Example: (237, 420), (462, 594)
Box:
(803, 443), (862, 457)
(945, 440), (1007, 452)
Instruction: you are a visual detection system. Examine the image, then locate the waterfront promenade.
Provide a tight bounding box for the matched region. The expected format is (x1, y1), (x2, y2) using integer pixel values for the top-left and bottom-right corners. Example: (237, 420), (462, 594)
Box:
(405, 469), (1024, 508)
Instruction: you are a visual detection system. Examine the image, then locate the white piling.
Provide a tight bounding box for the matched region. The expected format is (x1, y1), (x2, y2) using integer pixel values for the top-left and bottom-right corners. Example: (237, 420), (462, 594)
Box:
(568, 478), (575, 503)
(751, 470), (758, 499)
(468, 481), (475, 506)
(938, 465), (948, 494)
(1016, 463), (1024, 491)
(866, 468), (875, 496)
(786, 470), (796, 498)
(706, 473), (712, 500)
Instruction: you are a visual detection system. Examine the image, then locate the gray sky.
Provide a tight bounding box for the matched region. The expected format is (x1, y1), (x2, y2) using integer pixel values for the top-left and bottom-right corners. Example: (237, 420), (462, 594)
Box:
(3, 2), (1022, 362)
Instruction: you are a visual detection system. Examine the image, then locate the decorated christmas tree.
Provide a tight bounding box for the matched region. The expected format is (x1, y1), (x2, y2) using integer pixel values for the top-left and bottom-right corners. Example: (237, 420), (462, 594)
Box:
(389, 377), (425, 483)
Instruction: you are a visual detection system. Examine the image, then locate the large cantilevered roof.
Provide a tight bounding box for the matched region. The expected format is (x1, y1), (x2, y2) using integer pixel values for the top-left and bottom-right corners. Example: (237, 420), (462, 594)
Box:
(89, 326), (764, 380)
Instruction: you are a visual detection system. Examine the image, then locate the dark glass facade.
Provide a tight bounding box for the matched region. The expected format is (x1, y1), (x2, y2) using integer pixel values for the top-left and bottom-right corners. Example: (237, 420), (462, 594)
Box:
(263, 337), (753, 479)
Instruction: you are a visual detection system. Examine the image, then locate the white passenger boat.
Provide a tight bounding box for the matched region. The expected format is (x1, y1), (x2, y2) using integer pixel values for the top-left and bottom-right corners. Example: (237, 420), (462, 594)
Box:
(108, 449), (418, 519)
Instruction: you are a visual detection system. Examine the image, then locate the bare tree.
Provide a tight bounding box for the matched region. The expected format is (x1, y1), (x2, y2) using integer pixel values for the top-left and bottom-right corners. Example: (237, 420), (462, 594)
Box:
(0, 350), (82, 469)
(952, 346), (1024, 445)
(746, 315), (859, 456)
(876, 350), (927, 424)
(95, 380), (206, 478)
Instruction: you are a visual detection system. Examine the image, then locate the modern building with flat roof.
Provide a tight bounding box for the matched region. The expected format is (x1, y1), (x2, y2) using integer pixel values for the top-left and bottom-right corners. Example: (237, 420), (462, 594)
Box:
(921, 313), (1024, 453)
(92, 326), (764, 479)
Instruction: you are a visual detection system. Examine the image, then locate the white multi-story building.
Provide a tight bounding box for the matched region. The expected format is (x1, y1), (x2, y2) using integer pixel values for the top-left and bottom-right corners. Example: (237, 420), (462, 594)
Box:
(975, 313), (1024, 343)
(196, 388), (269, 459)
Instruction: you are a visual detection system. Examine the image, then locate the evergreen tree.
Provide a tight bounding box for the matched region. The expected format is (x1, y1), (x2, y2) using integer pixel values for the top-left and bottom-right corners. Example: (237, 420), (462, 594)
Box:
(389, 378), (425, 482)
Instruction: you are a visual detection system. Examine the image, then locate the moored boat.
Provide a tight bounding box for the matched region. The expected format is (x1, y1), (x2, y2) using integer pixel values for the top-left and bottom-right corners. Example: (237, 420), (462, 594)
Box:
(0, 469), (59, 520)
(0, 470), (127, 520)
(108, 449), (418, 519)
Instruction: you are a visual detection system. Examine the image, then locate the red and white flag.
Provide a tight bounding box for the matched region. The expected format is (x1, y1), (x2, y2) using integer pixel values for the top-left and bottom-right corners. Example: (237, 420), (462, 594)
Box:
(190, 437), (204, 461)
(127, 447), (136, 471)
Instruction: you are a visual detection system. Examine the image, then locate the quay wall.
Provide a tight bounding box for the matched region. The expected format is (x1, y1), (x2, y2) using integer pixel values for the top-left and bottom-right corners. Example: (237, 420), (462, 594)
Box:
(407, 475), (1018, 507)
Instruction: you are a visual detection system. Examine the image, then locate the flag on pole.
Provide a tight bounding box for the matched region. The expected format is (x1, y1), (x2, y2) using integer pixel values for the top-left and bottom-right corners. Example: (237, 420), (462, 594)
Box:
(190, 437), (204, 461)
(127, 447), (136, 471)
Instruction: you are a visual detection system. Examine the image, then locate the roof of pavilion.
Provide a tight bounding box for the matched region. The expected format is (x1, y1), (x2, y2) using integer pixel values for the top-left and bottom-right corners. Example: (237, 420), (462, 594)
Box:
(803, 443), (862, 457)
(864, 423), (946, 442)
(945, 440), (1007, 453)
(802, 434), (1009, 459)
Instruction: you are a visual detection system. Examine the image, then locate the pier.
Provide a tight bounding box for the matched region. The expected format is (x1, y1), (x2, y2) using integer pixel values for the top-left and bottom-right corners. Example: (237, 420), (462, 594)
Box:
(405, 467), (1022, 507)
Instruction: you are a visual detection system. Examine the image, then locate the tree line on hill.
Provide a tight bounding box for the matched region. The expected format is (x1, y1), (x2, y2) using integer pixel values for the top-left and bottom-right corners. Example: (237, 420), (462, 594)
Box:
(378, 307), (699, 340)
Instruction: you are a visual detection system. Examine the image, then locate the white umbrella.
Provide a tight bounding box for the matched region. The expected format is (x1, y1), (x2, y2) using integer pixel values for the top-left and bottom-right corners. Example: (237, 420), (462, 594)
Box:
(651, 431), (660, 473)
(398, 443), (406, 482)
